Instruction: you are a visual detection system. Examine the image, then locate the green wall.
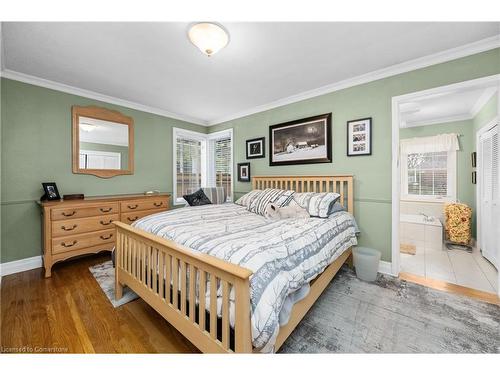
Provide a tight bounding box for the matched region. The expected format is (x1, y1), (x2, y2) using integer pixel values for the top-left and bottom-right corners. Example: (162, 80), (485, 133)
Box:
(209, 48), (500, 262)
(79, 142), (130, 169)
(0, 78), (206, 263)
(473, 93), (498, 134)
(1, 48), (499, 264)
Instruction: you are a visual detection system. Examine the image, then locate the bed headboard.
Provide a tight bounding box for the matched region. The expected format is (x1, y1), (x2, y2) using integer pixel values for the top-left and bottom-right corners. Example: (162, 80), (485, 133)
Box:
(252, 175), (354, 214)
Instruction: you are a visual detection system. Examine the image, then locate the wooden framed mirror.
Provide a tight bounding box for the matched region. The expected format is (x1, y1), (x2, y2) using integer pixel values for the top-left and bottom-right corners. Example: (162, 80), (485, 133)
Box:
(72, 106), (134, 178)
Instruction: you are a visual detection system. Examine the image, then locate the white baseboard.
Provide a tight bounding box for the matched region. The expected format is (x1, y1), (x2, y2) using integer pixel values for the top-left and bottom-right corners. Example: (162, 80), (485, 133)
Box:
(378, 260), (397, 276)
(0, 255), (43, 277)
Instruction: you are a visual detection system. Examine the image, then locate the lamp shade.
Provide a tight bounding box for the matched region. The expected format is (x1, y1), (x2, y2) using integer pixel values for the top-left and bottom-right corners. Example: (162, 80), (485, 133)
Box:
(188, 23), (229, 57)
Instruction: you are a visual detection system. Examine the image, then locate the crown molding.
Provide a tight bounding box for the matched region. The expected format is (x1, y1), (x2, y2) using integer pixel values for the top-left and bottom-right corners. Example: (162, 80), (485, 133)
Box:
(0, 69), (209, 126)
(207, 34), (500, 126)
(470, 86), (498, 118)
(1, 35), (499, 128)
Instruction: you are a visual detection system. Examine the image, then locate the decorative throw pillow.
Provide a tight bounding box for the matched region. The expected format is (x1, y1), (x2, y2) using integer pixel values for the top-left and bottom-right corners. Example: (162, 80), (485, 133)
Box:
(248, 188), (295, 216)
(290, 192), (340, 218)
(201, 187), (227, 204)
(235, 190), (262, 208)
(328, 201), (346, 215)
(183, 189), (212, 206)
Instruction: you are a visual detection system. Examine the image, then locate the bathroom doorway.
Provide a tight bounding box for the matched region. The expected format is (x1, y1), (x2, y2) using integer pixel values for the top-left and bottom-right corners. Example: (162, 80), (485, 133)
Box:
(391, 75), (500, 296)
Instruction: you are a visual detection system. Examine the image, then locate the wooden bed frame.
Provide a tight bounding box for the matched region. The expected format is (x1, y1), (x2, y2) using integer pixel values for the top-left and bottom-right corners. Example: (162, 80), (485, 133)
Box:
(114, 175), (354, 353)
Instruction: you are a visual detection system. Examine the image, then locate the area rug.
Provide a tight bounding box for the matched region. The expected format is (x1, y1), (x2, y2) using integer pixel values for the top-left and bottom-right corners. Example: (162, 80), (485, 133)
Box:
(279, 267), (500, 353)
(90, 261), (499, 353)
(89, 260), (138, 307)
(400, 243), (416, 255)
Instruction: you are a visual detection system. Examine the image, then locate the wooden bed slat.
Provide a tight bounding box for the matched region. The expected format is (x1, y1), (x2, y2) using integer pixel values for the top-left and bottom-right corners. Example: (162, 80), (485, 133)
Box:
(199, 271), (206, 331)
(209, 274), (217, 340)
(222, 280), (230, 350)
(189, 265), (196, 321)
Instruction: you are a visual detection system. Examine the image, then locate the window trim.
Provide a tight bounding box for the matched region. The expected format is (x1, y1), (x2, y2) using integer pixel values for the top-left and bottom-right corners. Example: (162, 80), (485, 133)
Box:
(401, 150), (457, 203)
(172, 127), (233, 205)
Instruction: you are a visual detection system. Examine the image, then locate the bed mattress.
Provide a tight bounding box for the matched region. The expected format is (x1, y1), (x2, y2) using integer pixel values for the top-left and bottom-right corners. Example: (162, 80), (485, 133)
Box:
(133, 203), (358, 352)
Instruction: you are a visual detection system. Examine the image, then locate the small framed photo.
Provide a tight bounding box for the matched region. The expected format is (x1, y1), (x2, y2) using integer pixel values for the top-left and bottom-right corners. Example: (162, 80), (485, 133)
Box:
(237, 163), (251, 182)
(347, 118), (372, 156)
(42, 182), (61, 201)
(471, 152), (477, 168)
(472, 171), (477, 184)
(246, 137), (265, 159)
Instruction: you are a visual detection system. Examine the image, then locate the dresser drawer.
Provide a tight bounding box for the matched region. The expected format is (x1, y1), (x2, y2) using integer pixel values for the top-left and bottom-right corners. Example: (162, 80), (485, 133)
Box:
(120, 208), (165, 225)
(51, 202), (119, 221)
(51, 214), (119, 238)
(51, 229), (115, 255)
(120, 198), (169, 213)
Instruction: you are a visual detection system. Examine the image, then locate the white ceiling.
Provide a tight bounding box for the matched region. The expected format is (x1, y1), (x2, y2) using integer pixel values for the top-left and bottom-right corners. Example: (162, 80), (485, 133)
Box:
(2, 22), (500, 125)
(400, 85), (498, 127)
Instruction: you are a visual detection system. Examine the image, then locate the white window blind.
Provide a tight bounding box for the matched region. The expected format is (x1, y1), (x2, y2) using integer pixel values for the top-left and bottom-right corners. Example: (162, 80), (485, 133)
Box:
(407, 151), (448, 197)
(207, 133), (232, 201)
(173, 128), (233, 204)
(175, 132), (203, 201)
(401, 134), (457, 202)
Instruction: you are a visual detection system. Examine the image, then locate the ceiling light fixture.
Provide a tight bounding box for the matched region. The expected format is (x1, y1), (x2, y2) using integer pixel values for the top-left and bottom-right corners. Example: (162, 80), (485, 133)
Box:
(188, 22), (229, 57)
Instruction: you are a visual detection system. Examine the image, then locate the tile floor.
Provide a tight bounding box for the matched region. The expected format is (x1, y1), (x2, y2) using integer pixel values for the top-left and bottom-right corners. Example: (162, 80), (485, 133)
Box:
(400, 240), (498, 294)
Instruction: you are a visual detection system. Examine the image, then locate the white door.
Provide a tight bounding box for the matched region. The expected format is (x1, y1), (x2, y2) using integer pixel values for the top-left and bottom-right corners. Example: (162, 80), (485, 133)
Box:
(479, 123), (499, 269)
(80, 150), (121, 170)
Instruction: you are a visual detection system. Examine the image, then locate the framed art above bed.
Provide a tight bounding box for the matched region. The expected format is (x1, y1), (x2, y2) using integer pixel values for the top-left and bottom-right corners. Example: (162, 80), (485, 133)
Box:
(269, 114), (332, 166)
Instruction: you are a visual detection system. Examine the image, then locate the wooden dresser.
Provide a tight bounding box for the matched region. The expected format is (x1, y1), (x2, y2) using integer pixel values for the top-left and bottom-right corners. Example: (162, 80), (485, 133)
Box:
(39, 193), (170, 277)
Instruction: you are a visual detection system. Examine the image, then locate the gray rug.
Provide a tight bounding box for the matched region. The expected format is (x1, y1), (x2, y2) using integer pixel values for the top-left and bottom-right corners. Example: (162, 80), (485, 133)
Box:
(89, 261), (500, 353)
(280, 267), (500, 353)
(89, 260), (138, 307)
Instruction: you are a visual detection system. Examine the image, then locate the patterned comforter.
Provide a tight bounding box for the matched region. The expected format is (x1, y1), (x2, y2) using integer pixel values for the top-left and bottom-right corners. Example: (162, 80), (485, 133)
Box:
(133, 203), (358, 352)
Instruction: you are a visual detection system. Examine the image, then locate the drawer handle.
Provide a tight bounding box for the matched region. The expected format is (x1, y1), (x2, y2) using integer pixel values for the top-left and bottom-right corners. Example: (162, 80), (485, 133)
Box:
(62, 211), (76, 217)
(100, 234), (113, 240)
(61, 224), (78, 231)
(127, 204), (139, 209)
(100, 207), (113, 213)
(153, 202), (163, 207)
(127, 216), (138, 222)
(61, 240), (77, 248)
(100, 219), (113, 226)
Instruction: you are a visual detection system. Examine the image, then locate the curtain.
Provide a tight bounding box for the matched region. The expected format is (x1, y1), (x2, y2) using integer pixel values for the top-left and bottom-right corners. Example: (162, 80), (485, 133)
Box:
(400, 133), (460, 154)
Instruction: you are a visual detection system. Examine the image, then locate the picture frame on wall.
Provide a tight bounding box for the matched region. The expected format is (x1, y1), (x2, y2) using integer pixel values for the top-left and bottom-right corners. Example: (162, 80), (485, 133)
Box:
(246, 137), (265, 159)
(237, 162), (251, 182)
(269, 113), (332, 166)
(347, 117), (372, 156)
(472, 171), (477, 184)
(471, 152), (477, 168)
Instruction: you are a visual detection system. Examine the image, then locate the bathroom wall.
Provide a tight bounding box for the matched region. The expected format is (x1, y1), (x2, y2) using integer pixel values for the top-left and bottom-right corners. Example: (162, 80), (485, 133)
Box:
(400, 119), (475, 234)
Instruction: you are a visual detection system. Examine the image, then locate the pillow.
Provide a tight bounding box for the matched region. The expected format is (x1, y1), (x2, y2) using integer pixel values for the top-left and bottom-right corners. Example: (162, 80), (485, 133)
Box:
(201, 187), (227, 204)
(248, 188), (295, 216)
(328, 201), (346, 215)
(183, 189), (212, 206)
(290, 192), (340, 218)
(235, 190), (262, 208)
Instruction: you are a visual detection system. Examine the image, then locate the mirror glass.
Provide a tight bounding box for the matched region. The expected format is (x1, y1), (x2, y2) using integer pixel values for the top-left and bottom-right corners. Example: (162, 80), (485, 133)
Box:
(78, 116), (130, 170)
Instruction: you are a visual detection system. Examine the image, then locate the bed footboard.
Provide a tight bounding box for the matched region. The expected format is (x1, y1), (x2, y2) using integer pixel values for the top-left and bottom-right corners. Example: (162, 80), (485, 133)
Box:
(114, 221), (254, 353)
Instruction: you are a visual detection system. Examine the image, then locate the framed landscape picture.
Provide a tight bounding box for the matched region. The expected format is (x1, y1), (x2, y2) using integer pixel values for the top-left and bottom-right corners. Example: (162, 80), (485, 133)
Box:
(347, 117), (372, 156)
(237, 162), (251, 182)
(246, 137), (265, 159)
(269, 113), (332, 166)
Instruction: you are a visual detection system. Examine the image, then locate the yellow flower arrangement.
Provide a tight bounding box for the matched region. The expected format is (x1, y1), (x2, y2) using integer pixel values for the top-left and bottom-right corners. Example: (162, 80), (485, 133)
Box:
(444, 203), (472, 245)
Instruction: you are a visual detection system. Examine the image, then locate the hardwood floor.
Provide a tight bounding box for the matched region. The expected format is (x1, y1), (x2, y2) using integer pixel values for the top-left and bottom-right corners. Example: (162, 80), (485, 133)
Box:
(399, 272), (500, 306)
(1, 253), (199, 353)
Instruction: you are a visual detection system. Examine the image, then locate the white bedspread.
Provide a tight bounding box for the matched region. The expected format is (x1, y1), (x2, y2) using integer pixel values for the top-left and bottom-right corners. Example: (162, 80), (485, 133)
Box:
(133, 203), (357, 352)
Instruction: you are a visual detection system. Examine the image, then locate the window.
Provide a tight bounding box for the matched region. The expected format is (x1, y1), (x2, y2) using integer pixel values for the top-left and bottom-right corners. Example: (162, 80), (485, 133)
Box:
(402, 150), (456, 201)
(173, 128), (233, 204)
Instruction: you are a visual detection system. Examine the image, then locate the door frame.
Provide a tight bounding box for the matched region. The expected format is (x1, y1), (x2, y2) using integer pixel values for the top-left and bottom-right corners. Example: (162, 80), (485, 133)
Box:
(391, 74), (500, 287)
